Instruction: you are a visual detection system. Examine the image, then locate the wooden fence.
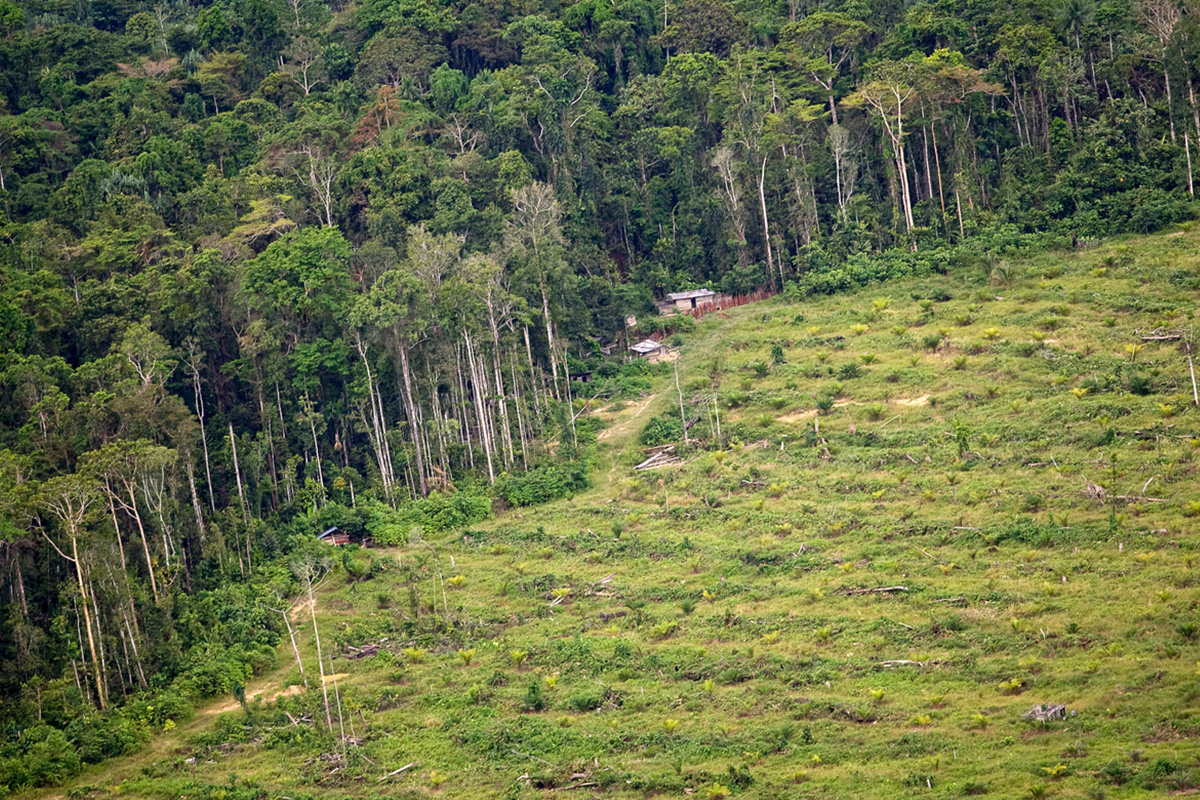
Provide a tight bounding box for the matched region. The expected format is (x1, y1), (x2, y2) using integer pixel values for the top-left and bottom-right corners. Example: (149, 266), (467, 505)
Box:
(686, 288), (778, 321)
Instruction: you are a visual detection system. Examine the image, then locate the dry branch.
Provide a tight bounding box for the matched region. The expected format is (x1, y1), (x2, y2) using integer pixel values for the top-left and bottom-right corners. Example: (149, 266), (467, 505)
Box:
(839, 585), (909, 596)
(379, 762), (418, 781)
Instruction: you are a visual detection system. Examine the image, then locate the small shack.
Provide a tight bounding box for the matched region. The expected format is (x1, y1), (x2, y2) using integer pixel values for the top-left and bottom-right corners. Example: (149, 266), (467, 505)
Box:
(318, 526), (350, 546)
(661, 289), (716, 314)
(629, 339), (669, 362)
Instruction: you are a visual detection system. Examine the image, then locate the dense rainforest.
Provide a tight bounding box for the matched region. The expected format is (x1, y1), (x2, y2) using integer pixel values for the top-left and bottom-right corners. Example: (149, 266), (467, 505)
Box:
(0, 0), (1199, 786)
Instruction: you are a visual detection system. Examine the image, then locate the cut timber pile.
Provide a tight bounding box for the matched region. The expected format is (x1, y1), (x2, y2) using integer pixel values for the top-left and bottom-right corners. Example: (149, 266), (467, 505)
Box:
(634, 445), (680, 470)
(345, 643), (381, 659)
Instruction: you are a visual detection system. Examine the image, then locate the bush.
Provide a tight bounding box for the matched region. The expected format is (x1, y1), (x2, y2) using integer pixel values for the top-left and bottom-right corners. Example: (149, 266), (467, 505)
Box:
(0, 728), (83, 788)
(66, 715), (144, 764)
(639, 412), (683, 446)
(496, 462), (589, 507)
(362, 493), (492, 544)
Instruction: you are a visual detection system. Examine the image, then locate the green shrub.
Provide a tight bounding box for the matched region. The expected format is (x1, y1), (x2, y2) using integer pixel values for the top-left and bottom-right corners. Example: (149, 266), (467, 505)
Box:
(639, 412), (684, 446)
(496, 463), (588, 507)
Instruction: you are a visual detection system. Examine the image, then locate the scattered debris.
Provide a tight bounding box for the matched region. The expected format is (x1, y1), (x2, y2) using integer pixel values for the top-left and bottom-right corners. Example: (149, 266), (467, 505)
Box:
(839, 585), (909, 596)
(1021, 704), (1075, 724)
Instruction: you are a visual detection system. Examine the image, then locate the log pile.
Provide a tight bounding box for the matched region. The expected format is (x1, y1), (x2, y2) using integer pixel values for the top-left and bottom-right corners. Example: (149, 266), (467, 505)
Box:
(634, 445), (680, 470)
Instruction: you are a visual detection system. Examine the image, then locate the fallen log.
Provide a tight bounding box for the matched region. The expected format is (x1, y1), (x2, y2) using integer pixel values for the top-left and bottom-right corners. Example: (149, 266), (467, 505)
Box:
(839, 585), (909, 596)
(379, 762), (419, 782)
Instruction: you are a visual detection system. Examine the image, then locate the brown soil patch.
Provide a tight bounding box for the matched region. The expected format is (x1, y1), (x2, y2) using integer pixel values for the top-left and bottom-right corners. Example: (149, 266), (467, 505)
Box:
(203, 673), (348, 715)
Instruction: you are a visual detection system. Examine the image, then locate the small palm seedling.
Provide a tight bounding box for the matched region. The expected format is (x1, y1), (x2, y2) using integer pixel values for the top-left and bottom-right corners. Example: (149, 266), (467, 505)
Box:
(654, 620), (679, 638)
(543, 672), (559, 688)
(663, 718), (681, 733)
(873, 297), (892, 312)
(429, 770), (448, 788)
(860, 352), (877, 364)
(761, 630), (780, 645)
(510, 649), (529, 667)
(953, 355), (968, 370)
(404, 647), (427, 664)
(457, 648), (476, 666)
(869, 688), (886, 703)
(1125, 343), (1141, 364)
(557, 715), (572, 728)
(998, 677), (1024, 694)
(680, 599), (696, 616)
(815, 625), (833, 642)
(982, 326), (1000, 340)
(909, 713), (932, 726)
(971, 713), (990, 729)
(851, 323), (869, 336)
(1031, 329), (1048, 345)
(919, 299), (936, 314)
(1069, 386), (1089, 398)
(703, 678), (715, 693)
(705, 784), (732, 798)
(1042, 764), (1068, 779)
(447, 574), (466, 587)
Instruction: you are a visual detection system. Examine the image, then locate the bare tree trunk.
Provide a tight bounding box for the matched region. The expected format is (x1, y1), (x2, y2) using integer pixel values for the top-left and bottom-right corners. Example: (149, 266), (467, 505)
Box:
(398, 345), (428, 497)
(523, 326), (542, 418)
(71, 534), (106, 709)
(931, 122), (948, 234)
(305, 573), (332, 730)
(463, 332), (496, 483)
(510, 349), (529, 470)
(229, 424), (249, 524)
(757, 156), (779, 288)
(125, 484), (160, 603)
(674, 355), (689, 445)
(272, 602), (307, 688)
(186, 462), (206, 543)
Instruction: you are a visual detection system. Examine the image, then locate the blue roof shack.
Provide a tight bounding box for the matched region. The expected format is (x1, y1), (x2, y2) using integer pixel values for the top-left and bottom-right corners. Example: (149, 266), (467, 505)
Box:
(318, 526), (350, 546)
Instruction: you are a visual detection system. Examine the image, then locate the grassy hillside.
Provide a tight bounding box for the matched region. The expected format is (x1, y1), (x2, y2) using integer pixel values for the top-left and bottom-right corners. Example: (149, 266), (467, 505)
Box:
(38, 229), (1200, 800)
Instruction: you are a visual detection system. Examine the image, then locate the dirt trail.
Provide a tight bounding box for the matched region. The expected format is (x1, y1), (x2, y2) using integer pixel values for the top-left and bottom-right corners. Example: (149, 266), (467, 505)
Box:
(596, 394), (657, 441)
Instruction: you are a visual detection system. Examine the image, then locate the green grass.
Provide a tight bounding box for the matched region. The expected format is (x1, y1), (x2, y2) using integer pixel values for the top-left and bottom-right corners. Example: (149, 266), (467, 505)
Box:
(30, 228), (1200, 799)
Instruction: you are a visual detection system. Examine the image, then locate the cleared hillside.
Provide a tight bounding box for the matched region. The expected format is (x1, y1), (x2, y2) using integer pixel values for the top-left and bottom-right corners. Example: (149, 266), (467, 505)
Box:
(37, 228), (1200, 800)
